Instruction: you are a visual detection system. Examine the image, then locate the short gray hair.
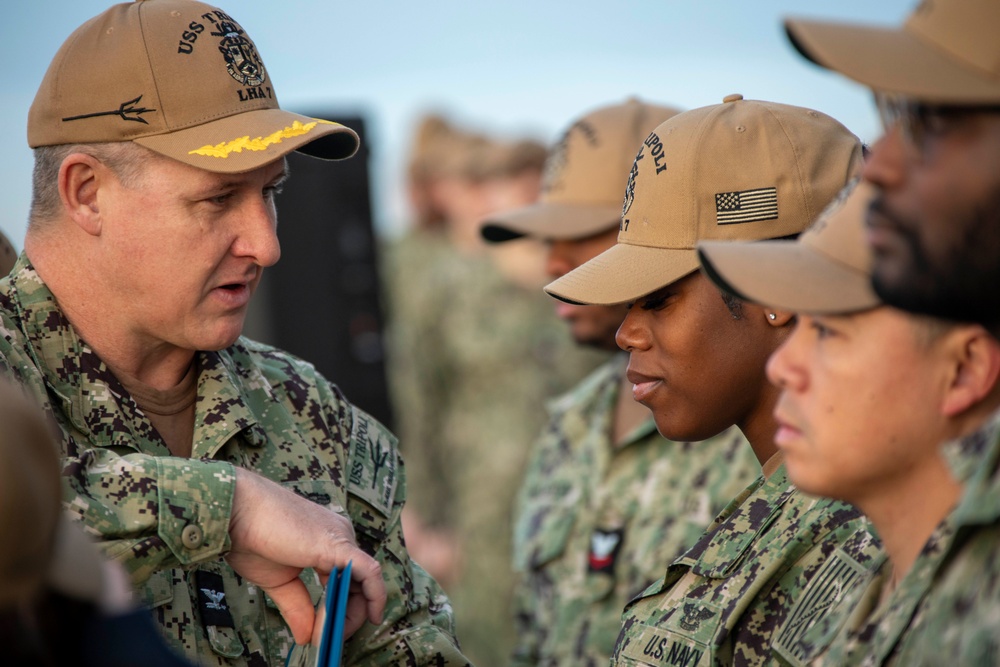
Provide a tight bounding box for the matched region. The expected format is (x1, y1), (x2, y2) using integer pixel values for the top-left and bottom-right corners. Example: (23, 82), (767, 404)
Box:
(909, 312), (958, 349)
(29, 142), (158, 229)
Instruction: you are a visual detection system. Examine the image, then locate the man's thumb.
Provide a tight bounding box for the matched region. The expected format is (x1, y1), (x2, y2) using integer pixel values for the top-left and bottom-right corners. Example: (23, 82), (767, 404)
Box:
(264, 579), (317, 645)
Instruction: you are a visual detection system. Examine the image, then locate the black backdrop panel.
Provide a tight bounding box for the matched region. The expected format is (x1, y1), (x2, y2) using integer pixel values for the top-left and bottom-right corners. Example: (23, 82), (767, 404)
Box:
(243, 114), (394, 429)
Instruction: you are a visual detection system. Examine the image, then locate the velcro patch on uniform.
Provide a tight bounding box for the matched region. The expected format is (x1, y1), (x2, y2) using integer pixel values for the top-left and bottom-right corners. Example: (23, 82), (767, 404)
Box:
(346, 406), (398, 518)
(588, 527), (624, 574)
(195, 570), (235, 628)
(772, 548), (870, 665)
(621, 623), (711, 667)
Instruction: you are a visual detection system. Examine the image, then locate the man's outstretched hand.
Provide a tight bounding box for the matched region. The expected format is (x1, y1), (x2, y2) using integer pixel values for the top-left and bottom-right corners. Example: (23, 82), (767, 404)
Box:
(226, 468), (386, 644)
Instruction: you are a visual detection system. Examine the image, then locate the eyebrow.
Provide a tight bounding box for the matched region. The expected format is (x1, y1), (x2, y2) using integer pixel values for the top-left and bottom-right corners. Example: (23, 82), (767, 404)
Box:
(268, 171), (289, 189)
(214, 167), (288, 192)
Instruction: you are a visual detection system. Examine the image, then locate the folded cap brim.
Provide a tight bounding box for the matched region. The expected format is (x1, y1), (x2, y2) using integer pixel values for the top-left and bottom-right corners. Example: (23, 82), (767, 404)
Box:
(544, 243), (700, 305)
(481, 202), (621, 243)
(697, 240), (880, 314)
(135, 108), (360, 174)
(785, 18), (1000, 103)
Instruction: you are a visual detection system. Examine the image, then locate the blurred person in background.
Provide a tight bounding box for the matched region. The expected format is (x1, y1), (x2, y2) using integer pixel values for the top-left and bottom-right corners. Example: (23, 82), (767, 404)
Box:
(480, 97), (760, 667)
(382, 113), (608, 664)
(0, 379), (197, 667)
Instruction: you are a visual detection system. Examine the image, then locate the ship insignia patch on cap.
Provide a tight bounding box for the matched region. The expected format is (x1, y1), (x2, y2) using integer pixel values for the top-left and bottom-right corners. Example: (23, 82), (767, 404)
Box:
(543, 119), (597, 194)
(212, 19), (266, 87)
(807, 178), (857, 236)
(620, 157), (639, 229)
(715, 187), (778, 225)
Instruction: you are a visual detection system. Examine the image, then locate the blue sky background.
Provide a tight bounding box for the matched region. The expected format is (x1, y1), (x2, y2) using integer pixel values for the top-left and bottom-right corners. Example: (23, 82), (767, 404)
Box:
(1, 0), (914, 248)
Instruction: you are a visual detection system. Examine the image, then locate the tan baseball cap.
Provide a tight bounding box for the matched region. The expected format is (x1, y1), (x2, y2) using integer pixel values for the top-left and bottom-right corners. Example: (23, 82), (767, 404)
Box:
(544, 95), (862, 306)
(480, 98), (682, 243)
(0, 381), (105, 607)
(786, 0), (1000, 103)
(28, 0), (359, 174)
(0, 229), (16, 276)
(698, 179), (880, 315)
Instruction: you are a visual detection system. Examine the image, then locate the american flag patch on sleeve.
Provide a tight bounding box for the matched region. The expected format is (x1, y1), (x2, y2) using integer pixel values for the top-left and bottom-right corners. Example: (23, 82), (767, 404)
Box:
(715, 187), (778, 224)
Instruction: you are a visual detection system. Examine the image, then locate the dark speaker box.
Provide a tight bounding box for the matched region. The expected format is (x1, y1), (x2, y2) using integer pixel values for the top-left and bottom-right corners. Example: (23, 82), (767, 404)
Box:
(243, 114), (394, 430)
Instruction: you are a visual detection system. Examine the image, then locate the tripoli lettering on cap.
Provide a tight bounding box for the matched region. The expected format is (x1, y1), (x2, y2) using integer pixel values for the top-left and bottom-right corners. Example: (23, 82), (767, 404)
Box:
(620, 131), (667, 232)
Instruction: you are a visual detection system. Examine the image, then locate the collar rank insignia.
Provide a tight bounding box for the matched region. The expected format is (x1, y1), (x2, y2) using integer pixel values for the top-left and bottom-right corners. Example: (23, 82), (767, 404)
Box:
(680, 603), (715, 632)
(195, 570), (236, 629)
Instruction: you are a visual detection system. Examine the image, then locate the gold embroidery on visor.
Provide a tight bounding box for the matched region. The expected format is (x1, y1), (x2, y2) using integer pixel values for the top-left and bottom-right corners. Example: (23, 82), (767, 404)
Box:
(188, 119), (336, 158)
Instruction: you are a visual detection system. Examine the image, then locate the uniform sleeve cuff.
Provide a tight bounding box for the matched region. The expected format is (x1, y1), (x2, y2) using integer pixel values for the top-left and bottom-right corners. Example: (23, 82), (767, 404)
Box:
(156, 458), (236, 565)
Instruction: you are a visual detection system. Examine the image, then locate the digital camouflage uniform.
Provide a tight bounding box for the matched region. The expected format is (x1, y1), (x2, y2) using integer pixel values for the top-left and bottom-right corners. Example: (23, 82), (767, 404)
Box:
(611, 459), (880, 667)
(796, 408), (1000, 666)
(511, 353), (759, 667)
(382, 231), (608, 666)
(0, 255), (471, 667)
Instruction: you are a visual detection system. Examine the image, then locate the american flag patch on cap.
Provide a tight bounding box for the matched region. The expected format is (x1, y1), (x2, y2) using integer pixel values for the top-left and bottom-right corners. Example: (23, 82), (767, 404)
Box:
(715, 187), (778, 225)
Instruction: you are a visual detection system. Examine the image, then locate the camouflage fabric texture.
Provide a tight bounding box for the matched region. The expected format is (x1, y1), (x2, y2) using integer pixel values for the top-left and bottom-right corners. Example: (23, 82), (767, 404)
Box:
(382, 231), (608, 666)
(511, 353), (759, 667)
(611, 461), (881, 667)
(0, 255), (472, 667)
(800, 408), (1000, 666)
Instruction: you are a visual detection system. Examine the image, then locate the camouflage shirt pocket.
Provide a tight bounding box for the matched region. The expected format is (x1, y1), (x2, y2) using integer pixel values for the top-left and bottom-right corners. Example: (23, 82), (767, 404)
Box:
(135, 568), (174, 610)
(514, 490), (576, 572)
(275, 478), (349, 606)
(287, 478), (346, 512)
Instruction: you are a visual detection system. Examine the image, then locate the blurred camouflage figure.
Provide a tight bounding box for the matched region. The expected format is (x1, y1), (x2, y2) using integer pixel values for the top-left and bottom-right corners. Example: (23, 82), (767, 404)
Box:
(0, 1), (469, 665)
(479, 98), (759, 666)
(760, 0), (1000, 662)
(0, 229), (15, 276)
(546, 96), (877, 666)
(0, 379), (198, 666)
(383, 114), (608, 664)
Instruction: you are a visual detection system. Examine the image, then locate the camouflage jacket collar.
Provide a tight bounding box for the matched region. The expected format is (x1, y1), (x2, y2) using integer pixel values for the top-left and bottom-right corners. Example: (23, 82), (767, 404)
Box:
(643, 464), (795, 595)
(945, 405), (1000, 526)
(687, 463), (794, 578)
(647, 465), (790, 590)
(867, 518), (955, 664)
(842, 408), (1000, 664)
(7, 254), (268, 457)
(546, 353), (658, 451)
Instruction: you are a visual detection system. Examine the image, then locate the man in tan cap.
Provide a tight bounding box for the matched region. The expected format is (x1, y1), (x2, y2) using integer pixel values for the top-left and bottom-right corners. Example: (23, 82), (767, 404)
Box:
(480, 98), (759, 667)
(698, 179), (1000, 664)
(546, 95), (874, 665)
(0, 1), (468, 665)
(765, 0), (1000, 661)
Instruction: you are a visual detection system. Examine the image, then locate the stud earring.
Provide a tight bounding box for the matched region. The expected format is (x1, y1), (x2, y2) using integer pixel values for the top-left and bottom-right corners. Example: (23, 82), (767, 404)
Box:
(768, 313), (777, 320)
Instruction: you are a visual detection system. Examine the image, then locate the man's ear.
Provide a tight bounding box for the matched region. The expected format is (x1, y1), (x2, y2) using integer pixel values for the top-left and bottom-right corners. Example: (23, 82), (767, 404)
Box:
(58, 153), (106, 237)
(942, 327), (1000, 418)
